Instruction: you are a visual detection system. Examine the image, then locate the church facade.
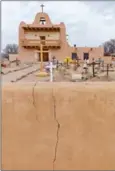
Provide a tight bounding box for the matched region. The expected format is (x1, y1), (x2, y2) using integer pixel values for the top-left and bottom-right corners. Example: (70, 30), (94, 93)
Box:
(18, 6), (104, 63)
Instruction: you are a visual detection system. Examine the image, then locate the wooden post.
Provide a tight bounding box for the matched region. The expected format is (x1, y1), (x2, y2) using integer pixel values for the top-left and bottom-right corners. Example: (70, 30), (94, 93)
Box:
(67, 58), (69, 69)
(92, 58), (95, 77)
(107, 64), (109, 78)
(102, 61), (104, 71)
(102, 63), (114, 79)
(83, 62), (88, 74)
(77, 58), (79, 67)
(16, 58), (20, 66)
(56, 60), (59, 70)
(98, 58), (101, 70)
(74, 59), (77, 71)
(40, 43), (43, 71)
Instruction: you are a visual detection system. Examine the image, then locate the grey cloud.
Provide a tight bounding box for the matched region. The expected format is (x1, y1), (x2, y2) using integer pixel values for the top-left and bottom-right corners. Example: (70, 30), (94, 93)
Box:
(1, 1), (115, 49)
(85, 1), (115, 16)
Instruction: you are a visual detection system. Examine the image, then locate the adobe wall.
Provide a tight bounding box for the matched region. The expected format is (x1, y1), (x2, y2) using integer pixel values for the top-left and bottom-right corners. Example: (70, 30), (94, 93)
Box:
(2, 82), (115, 170)
(18, 48), (37, 63)
(77, 47), (104, 61)
(18, 45), (104, 63)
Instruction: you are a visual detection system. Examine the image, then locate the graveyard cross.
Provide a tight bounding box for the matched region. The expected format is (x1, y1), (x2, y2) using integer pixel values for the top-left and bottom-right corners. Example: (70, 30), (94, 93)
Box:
(66, 58), (69, 69)
(49, 61), (53, 82)
(74, 59), (77, 71)
(56, 60), (59, 70)
(92, 58), (95, 77)
(106, 64), (113, 78)
(77, 58), (79, 67)
(103, 63), (114, 78)
(107, 64), (109, 77)
(91, 58), (97, 77)
(91, 58), (101, 77)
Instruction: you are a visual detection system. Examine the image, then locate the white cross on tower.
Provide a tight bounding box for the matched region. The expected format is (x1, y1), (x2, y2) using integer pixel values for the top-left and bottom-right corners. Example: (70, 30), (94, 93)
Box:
(41, 4), (44, 13)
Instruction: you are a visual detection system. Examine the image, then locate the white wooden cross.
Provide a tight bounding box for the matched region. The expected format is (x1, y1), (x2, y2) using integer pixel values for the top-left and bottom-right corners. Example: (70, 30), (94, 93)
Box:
(49, 61), (53, 82)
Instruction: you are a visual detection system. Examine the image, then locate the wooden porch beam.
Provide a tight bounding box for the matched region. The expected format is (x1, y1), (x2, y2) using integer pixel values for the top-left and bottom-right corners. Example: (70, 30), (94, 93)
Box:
(36, 50), (49, 53)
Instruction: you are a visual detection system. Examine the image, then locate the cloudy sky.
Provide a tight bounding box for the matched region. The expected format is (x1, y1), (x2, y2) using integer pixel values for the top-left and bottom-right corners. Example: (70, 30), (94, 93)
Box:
(1, 1), (115, 49)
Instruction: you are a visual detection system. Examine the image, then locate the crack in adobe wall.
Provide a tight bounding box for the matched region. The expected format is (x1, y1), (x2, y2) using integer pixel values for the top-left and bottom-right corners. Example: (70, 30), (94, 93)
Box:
(32, 81), (39, 122)
(52, 89), (60, 171)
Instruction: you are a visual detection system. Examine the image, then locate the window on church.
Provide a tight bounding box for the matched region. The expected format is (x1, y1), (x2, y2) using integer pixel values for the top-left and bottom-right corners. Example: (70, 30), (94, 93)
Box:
(39, 17), (46, 25)
(40, 36), (45, 40)
(84, 53), (89, 60)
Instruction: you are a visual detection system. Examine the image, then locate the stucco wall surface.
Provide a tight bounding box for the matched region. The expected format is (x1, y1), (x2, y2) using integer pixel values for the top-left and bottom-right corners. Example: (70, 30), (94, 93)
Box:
(2, 82), (115, 170)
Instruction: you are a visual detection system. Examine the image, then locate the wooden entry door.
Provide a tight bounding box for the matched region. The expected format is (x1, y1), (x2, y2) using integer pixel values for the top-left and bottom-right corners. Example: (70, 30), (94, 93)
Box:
(43, 52), (49, 61)
(38, 52), (49, 62)
(84, 53), (89, 60)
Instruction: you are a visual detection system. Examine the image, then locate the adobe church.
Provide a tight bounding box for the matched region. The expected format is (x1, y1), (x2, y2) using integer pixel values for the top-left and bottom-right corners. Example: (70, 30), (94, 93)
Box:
(18, 4), (104, 63)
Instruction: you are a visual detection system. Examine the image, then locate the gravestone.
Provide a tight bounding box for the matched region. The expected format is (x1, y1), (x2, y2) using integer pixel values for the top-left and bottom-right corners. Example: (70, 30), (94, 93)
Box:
(71, 73), (82, 82)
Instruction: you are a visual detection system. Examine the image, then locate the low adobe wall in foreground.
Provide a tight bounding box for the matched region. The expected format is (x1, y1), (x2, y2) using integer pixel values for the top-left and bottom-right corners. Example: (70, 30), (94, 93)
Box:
(2, 82), (115, 170)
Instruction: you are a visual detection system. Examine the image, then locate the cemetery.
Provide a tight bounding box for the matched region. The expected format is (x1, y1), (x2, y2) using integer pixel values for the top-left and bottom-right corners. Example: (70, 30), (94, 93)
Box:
(2, 55), (115, 83)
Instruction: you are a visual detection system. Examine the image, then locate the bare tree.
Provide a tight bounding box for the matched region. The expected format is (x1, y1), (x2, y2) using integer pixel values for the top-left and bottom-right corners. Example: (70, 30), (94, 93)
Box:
(3, 44), (18, 54)
(1, 51), (9, 60)
(103, 39), (115, 55)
